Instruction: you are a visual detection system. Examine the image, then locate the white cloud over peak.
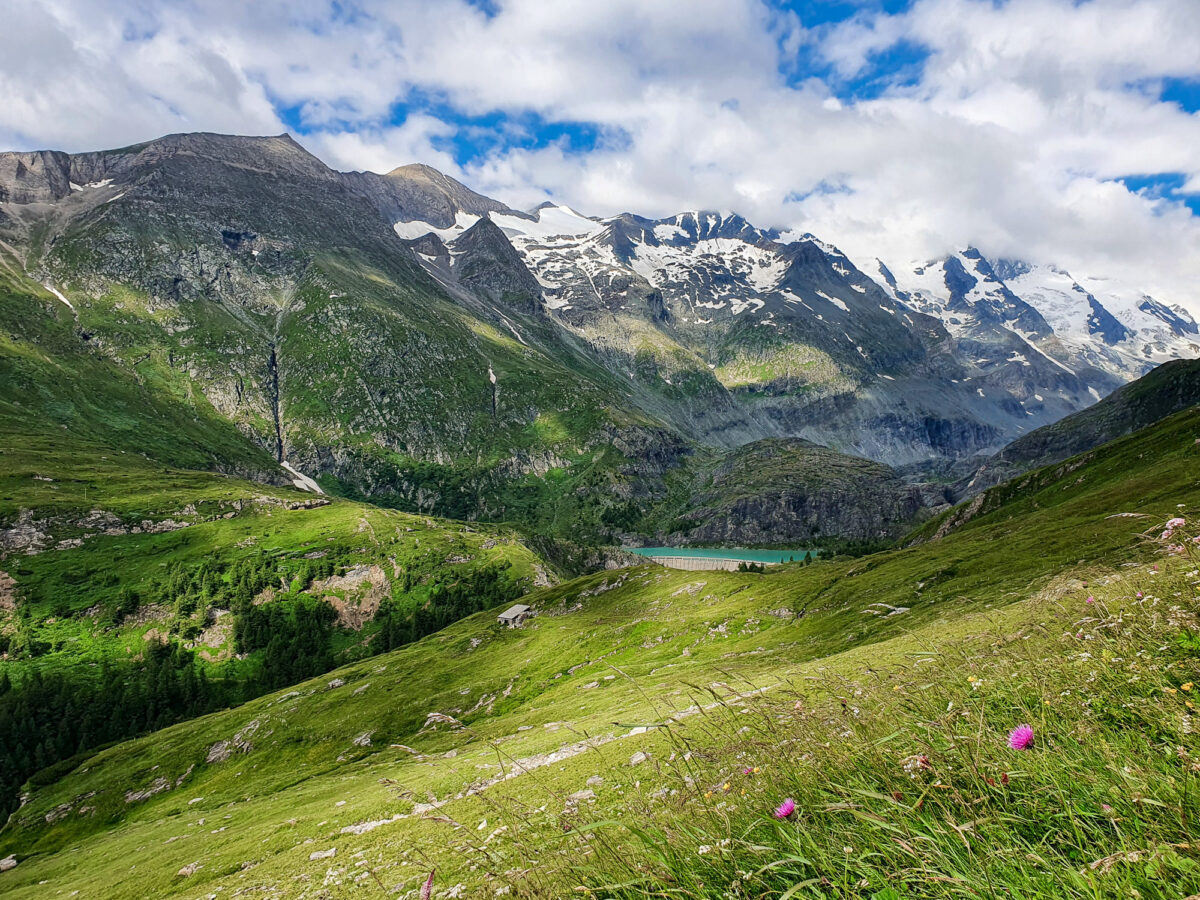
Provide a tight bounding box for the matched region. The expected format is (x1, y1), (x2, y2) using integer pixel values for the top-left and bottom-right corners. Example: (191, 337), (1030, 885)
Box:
(2, 0), (1199, 312)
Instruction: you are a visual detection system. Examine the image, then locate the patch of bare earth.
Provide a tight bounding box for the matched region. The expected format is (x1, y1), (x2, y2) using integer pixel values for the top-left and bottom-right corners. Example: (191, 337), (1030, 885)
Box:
(311, 564), (389, 630)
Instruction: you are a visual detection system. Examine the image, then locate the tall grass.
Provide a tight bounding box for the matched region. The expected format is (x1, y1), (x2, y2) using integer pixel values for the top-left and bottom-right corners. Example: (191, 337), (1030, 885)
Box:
(522, 518), (1200, 898)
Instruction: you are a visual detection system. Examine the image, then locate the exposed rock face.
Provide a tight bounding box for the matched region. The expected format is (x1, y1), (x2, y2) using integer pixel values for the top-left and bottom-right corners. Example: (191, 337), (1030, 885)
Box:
(310, 564), (389, 630)
(450, 217), (544, 314)
(658, 438), (949, 544)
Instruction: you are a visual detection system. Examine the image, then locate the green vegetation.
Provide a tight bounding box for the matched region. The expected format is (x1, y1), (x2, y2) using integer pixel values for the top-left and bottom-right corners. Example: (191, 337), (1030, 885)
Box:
(0, 401), (1195, 896)
(2, 137), (1198, 897)
(558, 538), (1200, 898)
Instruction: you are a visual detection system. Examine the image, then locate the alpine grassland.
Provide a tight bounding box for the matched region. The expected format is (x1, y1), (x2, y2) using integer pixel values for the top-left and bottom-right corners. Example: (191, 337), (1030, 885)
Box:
(0, 404), (1197, 897)
(547, 530), (1200, 898)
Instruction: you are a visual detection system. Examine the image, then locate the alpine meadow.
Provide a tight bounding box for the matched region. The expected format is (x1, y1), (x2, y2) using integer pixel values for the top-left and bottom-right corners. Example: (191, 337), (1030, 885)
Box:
(2, 2), (1200, 898)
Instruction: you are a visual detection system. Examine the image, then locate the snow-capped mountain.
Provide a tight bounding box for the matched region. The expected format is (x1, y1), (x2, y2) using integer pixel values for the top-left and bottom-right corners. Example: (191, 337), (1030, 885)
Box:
(2, 133), (1194, 486)
(391, 197), (1198, 466)
(883, 250), (1198, 387)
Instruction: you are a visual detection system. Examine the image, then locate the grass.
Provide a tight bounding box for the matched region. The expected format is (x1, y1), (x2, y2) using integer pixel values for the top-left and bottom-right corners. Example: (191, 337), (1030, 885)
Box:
(550, 539), (1200, 898)
(0, 405), (1197, 896)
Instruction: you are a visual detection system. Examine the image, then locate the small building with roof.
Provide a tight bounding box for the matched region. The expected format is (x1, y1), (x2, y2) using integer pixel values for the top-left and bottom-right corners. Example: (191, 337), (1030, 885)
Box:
(497, 603), (532, 628)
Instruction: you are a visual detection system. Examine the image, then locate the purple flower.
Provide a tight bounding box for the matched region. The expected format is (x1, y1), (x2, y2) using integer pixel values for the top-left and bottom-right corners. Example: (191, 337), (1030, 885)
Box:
(774, 798), (796, 819)
(420, 870), (435, 900)
(1136, 591), (1144, 599)
(1167, 517), (1186, 530)
(1086, 596), (1095, 604)
(1008, 724), (1034, 751)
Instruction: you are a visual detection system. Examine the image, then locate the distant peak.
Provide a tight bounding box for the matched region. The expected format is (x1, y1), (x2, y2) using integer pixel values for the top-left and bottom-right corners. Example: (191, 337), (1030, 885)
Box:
(386, 162), (444, 178)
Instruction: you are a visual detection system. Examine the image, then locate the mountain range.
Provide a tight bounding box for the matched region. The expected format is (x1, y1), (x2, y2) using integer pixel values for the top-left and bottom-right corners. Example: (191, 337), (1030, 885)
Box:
(3, 131), (1200, 897)
(0, 132), (1196, 544)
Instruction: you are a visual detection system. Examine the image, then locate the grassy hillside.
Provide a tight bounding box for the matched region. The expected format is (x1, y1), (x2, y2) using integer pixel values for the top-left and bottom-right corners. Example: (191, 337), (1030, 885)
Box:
(1, 404), (1197, 896)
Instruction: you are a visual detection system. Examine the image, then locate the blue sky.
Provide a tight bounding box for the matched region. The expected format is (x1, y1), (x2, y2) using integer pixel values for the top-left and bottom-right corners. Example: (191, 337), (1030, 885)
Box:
(3, 0), (1200, 307)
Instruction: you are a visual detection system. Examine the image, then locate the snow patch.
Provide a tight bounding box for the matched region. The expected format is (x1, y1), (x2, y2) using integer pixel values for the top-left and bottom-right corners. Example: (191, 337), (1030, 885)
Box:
(816, 290), (849, 312)
(281, 462), (324, 494)
(491, 206), (601, 240)
(43, 283), (75, 312)
(393, 210), (480, 241)
(653, 223), (687, 241)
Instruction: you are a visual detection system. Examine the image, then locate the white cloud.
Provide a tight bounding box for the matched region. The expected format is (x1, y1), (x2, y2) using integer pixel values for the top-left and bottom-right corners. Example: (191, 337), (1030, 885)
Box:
(2, 0), (1200, 312)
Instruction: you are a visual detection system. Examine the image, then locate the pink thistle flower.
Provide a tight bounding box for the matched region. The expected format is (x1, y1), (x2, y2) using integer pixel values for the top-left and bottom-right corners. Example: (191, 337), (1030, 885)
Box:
(420, 870), (435, 900)
(1153, 564), (1159, 572)
(1007, 724), (1034, 750)
(1086, 596), (1094, 604)
(1136, 591), (1144, 599)
(742, 767), (753, 775)
(774, 798), (796, 820)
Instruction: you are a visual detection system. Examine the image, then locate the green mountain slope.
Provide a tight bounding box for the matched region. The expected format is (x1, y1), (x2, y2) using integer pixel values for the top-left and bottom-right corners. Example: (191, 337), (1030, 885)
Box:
(961, 357), (1200, 495)
(0, 134), (961, 544)
(0, 133), (692, 540)
(637, 437), (949, 546)
(2, 401), (1197, 896)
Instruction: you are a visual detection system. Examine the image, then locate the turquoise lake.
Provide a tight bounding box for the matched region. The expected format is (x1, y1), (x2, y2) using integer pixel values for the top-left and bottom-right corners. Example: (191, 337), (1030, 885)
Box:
(625, 547), (815, 563)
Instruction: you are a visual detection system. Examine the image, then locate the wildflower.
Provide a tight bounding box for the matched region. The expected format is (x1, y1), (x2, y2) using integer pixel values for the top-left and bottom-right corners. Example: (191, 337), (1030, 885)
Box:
(774, 798), (796, 819)
(1165, 686), (1178, 694)
(1086, 596), (1095, 604)
(1136, 592), (1144, 599)
(902, 754), (932, 775)
(1184, 683), (1194, 692)
(704, 790), (713, 799)
(1007, 724), (1035, 750)
(722, 783), (730, 792)
(1167, 517), (1186, 530)
(1101, 803), (1113, 813)
(420, 870), (435, 900)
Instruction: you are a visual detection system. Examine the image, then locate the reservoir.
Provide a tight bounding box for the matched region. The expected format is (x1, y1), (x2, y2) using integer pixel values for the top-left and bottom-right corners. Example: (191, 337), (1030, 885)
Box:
(625, 547), (814, 571)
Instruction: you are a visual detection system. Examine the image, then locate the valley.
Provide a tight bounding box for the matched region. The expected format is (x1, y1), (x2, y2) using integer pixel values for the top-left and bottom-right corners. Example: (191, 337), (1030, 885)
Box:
(0, 131), (1198, 897)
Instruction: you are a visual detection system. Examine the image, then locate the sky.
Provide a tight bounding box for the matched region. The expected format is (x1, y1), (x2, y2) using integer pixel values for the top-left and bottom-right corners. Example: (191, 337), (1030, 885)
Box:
(3, 0), (1200, 310)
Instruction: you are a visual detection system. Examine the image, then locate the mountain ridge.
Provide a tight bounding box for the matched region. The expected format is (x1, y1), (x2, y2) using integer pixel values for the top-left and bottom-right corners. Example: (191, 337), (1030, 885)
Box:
(0, 131), (1196, 540)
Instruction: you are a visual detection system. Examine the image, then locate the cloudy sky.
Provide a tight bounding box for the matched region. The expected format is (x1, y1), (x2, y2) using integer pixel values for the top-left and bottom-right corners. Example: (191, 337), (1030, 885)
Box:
(4, 0), (1200, 308)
